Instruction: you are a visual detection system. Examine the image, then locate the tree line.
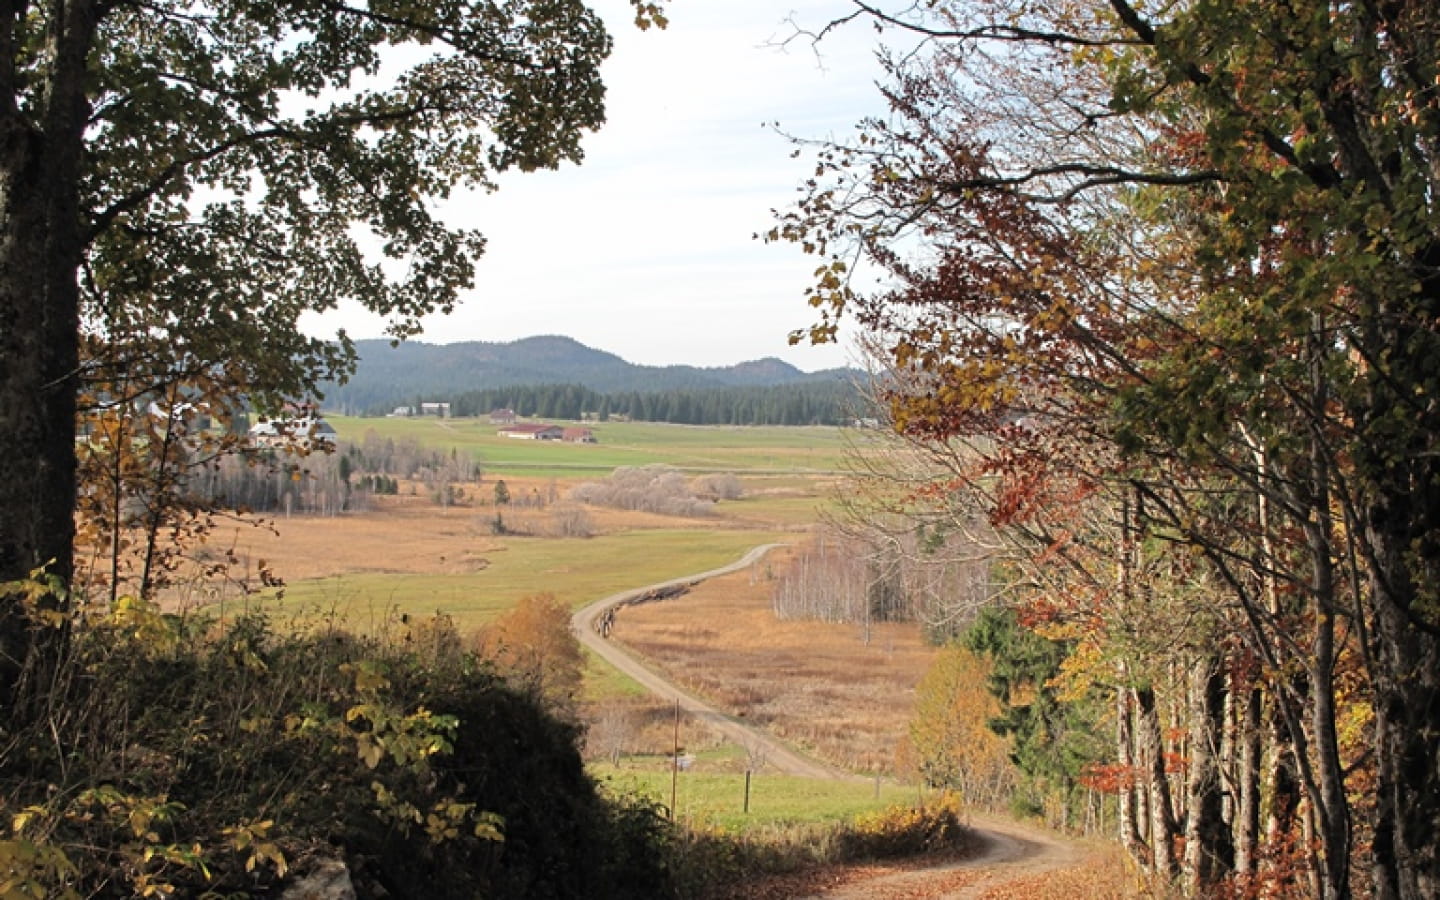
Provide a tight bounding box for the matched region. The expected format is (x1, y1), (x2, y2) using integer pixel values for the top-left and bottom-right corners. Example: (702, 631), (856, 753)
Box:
(362, 382), (857, 426)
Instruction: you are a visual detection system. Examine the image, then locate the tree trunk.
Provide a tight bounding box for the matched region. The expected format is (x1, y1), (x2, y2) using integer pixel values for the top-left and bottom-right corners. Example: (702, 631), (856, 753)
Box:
(1353, 270), (1440, 900)
(1309, 587), (1352, 899)
(1304, 317), (1352, 900)
(1366, 546), (1440, 900)
(0, 0), (97, 717)
(1137, 684), (1179, 881)
(1235, 680), (1263, 879)
(1117, 682), (1148, 868)
(1184, 656), (1233, 891)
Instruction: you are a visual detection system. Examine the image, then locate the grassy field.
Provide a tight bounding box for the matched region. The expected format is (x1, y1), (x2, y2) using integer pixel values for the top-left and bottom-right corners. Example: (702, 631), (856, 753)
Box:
(180, 417), (943, 830)
(602, 549), (936, 775)
(327, 415), (854, 477)
(238, 524), (791, 631)
(592, 761), (922, 831)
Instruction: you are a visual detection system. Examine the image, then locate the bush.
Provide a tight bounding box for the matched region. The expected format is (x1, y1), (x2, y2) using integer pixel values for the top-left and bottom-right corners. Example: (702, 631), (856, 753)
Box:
(570, 465), (717, 517)
(689, 473), (744, 501)
(0, 597), (672, 899)
(835, 793), (972, 859)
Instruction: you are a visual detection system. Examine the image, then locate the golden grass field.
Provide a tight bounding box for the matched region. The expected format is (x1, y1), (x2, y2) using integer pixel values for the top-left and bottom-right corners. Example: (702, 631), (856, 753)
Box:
(602, 545), (936, 775)
(195, 488), (794, 631)
(178, 421), (938, 823)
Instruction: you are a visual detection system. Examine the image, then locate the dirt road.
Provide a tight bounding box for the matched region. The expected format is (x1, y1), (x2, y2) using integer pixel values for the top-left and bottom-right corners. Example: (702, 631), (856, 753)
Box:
(571, 543), (850, 780)
(791, 813), (1102, 899)
(575, 545), (1112, 898)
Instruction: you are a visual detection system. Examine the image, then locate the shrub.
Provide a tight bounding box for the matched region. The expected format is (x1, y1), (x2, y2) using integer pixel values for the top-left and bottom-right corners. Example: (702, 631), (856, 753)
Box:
(835, 793), (971, 859)
(0, 595), (671, 899)
(689, 473), (744, 501)
(570, 465), (717, 517)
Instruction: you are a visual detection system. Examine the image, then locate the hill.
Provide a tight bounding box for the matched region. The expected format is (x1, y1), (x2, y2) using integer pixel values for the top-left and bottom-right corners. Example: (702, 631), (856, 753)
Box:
(322, 335), (860, 415)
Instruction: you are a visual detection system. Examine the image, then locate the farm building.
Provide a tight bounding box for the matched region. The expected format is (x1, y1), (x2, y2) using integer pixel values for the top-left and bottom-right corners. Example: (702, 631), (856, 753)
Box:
(498, 424), (563, 440)
(562, 427), (597, 444)
(489, 408), (517, 424)
(249, 414), (337, 449)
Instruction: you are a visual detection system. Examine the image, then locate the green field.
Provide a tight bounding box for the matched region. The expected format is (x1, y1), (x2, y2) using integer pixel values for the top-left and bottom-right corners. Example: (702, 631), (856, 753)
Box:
(593, 760), (920, 831)
(327, 415), (853, 477)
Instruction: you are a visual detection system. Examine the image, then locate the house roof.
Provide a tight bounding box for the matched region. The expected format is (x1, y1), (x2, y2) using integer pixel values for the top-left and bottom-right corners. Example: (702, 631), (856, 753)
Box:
(250, 416), (336, 445)
(498, 423), (561, 435)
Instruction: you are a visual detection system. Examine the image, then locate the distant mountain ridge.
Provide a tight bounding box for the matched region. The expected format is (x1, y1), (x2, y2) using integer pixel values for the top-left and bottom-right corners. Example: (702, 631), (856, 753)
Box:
(322, 335), (859, 413)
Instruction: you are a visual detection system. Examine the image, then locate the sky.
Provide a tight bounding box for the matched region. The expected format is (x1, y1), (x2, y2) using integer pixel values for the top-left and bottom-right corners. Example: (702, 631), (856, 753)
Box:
(301, 1), (895, 372)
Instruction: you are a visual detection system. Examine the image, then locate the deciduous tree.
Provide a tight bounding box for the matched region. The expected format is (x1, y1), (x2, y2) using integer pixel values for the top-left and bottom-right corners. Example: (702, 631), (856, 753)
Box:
(474, 593), (584, 714)
(1, 0), (664, 717)
(778, 1), (1440, 895)
(909, 641), (1015, 810)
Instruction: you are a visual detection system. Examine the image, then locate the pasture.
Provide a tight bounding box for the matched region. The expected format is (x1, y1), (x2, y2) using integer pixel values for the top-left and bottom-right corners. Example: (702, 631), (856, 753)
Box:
(187, 416), (937, 828)
(593, 763), (923, 831)
(326, 414), (857, 477)
(221, 512), (791, 632)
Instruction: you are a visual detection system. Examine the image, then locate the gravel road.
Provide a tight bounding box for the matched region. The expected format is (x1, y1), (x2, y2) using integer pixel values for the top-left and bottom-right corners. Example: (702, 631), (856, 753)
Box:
(574, 545), (1101, 898)
(571, 543), (851, 780)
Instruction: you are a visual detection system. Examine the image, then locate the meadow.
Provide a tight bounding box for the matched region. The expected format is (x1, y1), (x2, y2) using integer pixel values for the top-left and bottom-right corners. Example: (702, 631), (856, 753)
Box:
(221, 516), (790, 632)
(188, 416), (938, 831)
(593, 761), (924, 831)
(200, 416), (857, 627)
(326, 414), (860, 477)
(599, 547), (937, 775)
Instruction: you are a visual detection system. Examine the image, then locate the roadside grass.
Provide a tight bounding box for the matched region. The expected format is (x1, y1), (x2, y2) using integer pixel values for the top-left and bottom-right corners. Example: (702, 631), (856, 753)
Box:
(326, 415), (851, 476)
(593, 762), (921, 831)
(582, 646), (650, 701)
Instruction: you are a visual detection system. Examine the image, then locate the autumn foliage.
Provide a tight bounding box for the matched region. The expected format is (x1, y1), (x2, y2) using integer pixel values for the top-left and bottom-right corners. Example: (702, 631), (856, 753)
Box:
(907, 644), (1015, 810)
(779, 0), (1440, 896)
(474, 593), (585, 715)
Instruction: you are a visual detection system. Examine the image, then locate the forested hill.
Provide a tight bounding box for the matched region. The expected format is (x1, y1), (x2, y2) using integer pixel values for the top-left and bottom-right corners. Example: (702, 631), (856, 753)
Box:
(322, 335), (864, 424)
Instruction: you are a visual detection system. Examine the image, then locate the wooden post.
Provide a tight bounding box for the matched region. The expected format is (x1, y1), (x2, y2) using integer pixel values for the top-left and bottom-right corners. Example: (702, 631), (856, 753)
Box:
(670, 699), (680, 821)
(744, 770), (751, 814)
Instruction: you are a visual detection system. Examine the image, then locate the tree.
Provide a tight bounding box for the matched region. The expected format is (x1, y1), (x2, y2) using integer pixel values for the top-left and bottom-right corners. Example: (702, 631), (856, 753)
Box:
(474, 593), (584, 715)
(1, 0), (667, 721)
(778, 1), (1440, 895)
(964, 606), (1109, 829)
(909, 641), (1015, 810)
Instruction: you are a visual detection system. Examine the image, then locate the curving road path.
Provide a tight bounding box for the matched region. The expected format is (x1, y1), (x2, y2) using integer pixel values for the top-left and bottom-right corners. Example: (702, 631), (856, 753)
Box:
(793, 812), (1093, 899)
(574, 544), (1099, 897)
(572, 543), (851, 780)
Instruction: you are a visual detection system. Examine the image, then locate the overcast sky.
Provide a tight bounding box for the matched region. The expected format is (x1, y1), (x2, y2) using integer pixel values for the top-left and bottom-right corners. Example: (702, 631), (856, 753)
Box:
(301, 1), (893, 372)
